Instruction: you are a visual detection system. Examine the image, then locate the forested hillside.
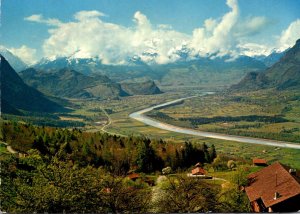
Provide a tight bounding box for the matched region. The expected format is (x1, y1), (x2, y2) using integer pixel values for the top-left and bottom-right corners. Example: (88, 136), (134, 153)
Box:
(0, 121), (250, 213)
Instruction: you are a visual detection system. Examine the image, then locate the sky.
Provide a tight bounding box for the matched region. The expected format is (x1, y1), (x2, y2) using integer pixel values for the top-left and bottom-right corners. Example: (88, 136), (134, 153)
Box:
(0, 0), (300, 64)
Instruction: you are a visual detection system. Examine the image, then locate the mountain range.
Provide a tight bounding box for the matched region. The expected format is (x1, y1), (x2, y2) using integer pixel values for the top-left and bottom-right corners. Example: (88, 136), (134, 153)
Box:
(1, 45), (287, 91)
(254, 50), (288, 67)
(0, 55), (63, 115)
(19, 68), (128, 99)
(19, 68), (162, 100)
(1, 37), (298, 117)
(232, 39), (300, 91)
(33, 54), (270, 88)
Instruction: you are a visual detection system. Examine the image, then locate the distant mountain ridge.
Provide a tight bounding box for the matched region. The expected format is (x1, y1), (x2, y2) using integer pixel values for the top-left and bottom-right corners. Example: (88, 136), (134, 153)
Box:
(232, 39), (300, 91)
(33, 54), (268, 88)
(20, 68), (128, 99)
(19, 68), (162, 99)
(0, 55), (63, 114)
(120, 79), (162, 95)
(254, 50), (288, 67)
(0, 47), (27, 72)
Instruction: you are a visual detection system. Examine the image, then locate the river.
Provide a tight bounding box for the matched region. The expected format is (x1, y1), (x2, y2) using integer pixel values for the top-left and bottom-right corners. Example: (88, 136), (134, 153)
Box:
(129, 93), (300, 150)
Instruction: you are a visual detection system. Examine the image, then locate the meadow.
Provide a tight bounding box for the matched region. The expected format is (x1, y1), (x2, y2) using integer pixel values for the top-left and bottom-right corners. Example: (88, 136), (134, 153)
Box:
(63, 88), (300, 169)
(147, 89), (300, 143)
(4, 87), (299, 168)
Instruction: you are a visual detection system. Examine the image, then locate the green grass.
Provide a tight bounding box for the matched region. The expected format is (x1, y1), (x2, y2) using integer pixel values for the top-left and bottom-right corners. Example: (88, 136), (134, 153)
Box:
(59, 88), (300, 169)
(0, 143), (9, 155)
(146, 89), (300, 143)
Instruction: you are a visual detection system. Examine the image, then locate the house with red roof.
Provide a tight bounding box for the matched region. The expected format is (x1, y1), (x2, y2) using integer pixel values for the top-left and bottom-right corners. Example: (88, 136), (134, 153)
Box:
(245, 162), (300, 212)
(191, 166), (206, 176)
(127, 173), (140, 181)
(252, 158), (268, 166)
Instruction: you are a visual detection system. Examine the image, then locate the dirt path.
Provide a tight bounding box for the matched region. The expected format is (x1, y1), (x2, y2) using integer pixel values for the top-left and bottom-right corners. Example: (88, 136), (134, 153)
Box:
(99, 107), (127, 137)
(1, 141), (18, 154)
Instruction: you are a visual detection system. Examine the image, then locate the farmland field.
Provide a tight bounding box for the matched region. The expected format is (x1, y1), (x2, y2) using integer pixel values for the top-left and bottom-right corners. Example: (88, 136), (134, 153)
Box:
(63, 88), (300, 169)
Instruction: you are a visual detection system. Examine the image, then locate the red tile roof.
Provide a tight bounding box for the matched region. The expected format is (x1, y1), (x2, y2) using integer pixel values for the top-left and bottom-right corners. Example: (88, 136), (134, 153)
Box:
(245, 162), (300, 208)
(191, 167), (206, 175)
(253, 158), (267, 165)
(127, 173), (140, 180)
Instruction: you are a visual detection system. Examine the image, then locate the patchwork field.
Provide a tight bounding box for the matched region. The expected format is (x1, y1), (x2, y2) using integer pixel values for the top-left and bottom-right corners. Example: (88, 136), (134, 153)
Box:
(63, 89), (300, 169)
(146, 89), (300, 143)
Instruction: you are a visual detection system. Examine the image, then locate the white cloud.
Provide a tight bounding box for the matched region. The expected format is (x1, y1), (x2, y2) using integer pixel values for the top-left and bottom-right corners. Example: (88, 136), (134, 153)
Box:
(8, 45), (37, 64)
(74, 10), (106, 21)
(238, 43), (273, 57)
(278, 19), (300, 51)
(235, 16), (270, 37)
(189, 0), (239, 57)
(25, 14), (62, 26)
(24, 14), (43, 22)
(36, 10), (189, 64)
(24, 0), (279, 64)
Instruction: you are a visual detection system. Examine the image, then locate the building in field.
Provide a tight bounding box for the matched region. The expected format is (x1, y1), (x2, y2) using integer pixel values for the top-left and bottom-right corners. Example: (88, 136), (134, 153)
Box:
(191, 166), (206, 176)
(127, 173), (140, 181)
(252, 158), (268, 166)
(245, 162), (300, 212)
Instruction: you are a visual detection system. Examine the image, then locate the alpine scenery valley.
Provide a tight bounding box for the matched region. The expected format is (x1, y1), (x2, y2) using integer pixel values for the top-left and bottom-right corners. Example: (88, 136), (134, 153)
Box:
(1, 0), (300, 213)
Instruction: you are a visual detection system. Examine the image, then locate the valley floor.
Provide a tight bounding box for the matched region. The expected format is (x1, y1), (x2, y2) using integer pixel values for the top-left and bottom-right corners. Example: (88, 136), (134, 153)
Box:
(129, 94), (300, 149)
(3, 87), (300, 168)
(62, 87), (300, 169)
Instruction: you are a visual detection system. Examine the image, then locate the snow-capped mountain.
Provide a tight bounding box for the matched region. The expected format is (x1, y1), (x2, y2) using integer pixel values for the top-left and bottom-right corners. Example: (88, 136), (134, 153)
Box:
(34, 56), (104, 75)
(254, 50), (288, 67)
(0, 47), (27, 72)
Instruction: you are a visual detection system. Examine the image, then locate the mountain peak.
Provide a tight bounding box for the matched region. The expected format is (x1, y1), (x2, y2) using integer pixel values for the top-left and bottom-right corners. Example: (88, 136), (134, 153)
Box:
(232, 38), (300, 91)
(1, 55), (63, 113)
(293, 38), (300, 50)
(0, 54), (6, 61)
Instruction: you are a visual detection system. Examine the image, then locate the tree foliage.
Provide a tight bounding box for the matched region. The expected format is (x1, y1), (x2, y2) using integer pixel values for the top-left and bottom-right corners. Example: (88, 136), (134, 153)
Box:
(154, 175), (226, 212)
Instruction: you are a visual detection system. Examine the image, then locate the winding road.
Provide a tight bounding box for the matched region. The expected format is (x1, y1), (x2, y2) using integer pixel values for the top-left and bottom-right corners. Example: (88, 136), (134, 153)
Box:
(129, 94), (300, 150)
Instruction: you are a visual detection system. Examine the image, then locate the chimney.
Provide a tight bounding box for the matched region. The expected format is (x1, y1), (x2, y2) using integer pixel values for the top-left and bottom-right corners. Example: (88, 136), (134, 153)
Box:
(274, 192), (280, 200)
(289, 168), (296, 176)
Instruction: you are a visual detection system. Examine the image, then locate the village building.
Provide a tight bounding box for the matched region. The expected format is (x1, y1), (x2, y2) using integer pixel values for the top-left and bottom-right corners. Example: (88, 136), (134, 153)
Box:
(127, 173), (140, 181)
(191, 166), (206, 176)
(245, 162), (300, 212)
(252, 158), (268, 166)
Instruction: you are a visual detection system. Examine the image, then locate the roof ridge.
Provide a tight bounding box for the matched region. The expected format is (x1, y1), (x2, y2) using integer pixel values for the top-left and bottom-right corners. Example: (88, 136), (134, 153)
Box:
(280, 163), (300, 186)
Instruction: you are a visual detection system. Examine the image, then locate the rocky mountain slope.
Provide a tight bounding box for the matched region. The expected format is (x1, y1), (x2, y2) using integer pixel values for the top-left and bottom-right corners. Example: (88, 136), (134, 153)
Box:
(0, 55), (63, 114)
(231, 39), (300, 91)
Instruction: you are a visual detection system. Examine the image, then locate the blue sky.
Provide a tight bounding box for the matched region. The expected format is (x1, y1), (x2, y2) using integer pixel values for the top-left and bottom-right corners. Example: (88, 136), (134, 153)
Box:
(1, 0), (300, 64)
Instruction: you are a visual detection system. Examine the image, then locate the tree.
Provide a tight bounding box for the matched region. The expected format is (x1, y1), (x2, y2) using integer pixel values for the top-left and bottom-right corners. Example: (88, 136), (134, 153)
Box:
(227, 160), (236, 170)
(136, 139), (163, 173)
(181, 141), (206, 168)
(154, 174), (224, 212)
(217, 166), (251, 212)
(172, 149), (182, 170)
(231, 166), (249, 187)
(209, 144), (217, 162)
(162, 166), (172, 175)
(220, 185), (251, 212)
(1, 154), (105, 213)
(82, 142), (91, 157)
(101, 176), (151, 213)
(33, 136), (49, 155)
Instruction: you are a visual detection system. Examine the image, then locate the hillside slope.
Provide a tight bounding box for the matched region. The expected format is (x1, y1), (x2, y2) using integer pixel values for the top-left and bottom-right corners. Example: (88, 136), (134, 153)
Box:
(0, 48), (27, 72)
(0, 55), (63, 114)
(20, 68), (129, 99)
(120, 79), (162, 95)
(232, 39), (300, 91)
